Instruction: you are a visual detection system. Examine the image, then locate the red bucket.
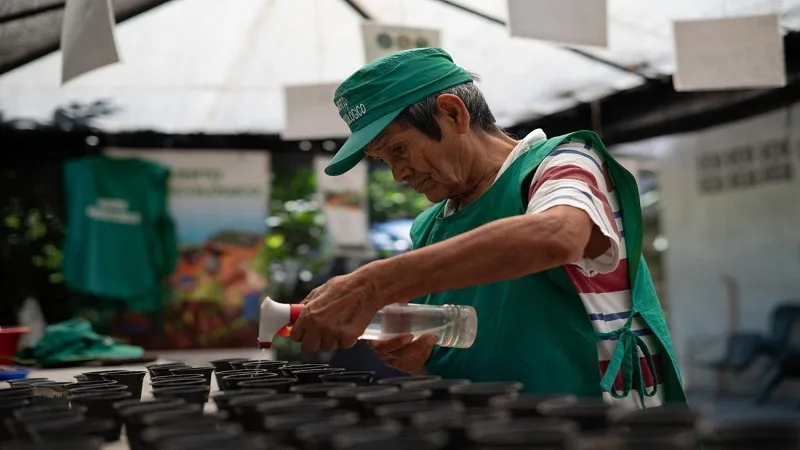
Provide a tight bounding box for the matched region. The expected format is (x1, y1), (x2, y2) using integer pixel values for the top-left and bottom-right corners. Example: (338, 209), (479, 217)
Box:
(0, 327), (28, 365)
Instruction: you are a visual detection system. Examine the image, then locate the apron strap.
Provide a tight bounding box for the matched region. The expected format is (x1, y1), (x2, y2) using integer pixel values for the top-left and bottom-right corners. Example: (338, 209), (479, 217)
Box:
(596, 311), (659, 409)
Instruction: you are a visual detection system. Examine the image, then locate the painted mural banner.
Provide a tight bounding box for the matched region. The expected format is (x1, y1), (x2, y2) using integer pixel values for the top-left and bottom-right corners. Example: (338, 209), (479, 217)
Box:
(105, 149), (270, 349)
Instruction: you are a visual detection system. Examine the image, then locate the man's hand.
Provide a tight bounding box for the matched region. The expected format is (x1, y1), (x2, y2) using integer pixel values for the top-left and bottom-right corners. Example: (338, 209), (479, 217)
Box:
(289, 272), (384, 353)
(368, 333), (437, 375)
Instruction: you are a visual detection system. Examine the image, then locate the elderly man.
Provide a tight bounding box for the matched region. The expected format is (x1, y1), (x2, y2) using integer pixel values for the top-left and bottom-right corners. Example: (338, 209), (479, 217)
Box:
(290, 48), (686, 408)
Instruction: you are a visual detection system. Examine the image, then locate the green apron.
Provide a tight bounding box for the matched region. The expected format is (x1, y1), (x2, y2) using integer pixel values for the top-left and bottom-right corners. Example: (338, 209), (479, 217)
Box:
(410, 130), (687, 406)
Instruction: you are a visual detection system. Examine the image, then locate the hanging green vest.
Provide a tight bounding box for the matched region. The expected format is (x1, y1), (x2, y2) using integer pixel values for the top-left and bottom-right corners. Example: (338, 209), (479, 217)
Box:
(410, 130), (687, 405)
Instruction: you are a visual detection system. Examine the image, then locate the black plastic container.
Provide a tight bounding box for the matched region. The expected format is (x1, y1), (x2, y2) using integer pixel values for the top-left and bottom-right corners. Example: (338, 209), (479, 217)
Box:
(150, 374), (205, 383)
(136, 404), (205, 429)
(140, 422), (243, 450)
(373, 400), (463, 425)
(291, 382), (357, 398)
(158, 432), (268, 450)
(27, 382), (70, 407)
(146, 363), (191, 377)
(215, 369), (269, 390)
(150, 378), (207, 391)
(537, 399), (615, 431)
(337, 431), (449, 450)
(0, 386), (34, 401)
(68, 391), (132, 439)
(4, 436), (103, 450)
(236, 377), (296, 393)
(29, 418), (119, 443)
(64, 380), (118, 391)
(319, 371), (377, 386)
(68, 385), (129, 396)
(610, 404), (702, 434)
(13, 411), (86, 439)
(278, 364), (330, 378)
(152, 385), (210, 406)
(100, 370), (147, 400)
(329, 425), (406, 449)
(241, 360), (288, 372)
(377, 375), (441, 388)
(466, 418), (578, 448)
(489, 393), (578, 418)
(215, 392), (286, 415)
(13, 403), (87, 420)
(263, 409), (359, 446)
(226, 393), (303, 428)
(0, 398), (32, 440)
(210, 389), (278, 410)
(11, 404), (87, 430)
(293, 368), (347, 384)
(169, 366), (216, 385)
(222, 373), (278, 390)
(402, 378), (470, 401)
(448, 381), (523, 408)
(81, 370), (114, 381)
(357, 389), (432, 417)
(411, 407), (511, 450)
(116, 399), (187, 450)
(7, 378), (50, 387)
(327, 386), (399, 413)
(209, 358), (249, 372)
(622, 429), (700, 450)
(708, 418), (800, 449)
(297, 420), (401, 450)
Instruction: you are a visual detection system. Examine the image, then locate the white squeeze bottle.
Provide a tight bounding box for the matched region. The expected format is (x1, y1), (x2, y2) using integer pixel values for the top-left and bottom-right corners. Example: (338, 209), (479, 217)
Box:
(257, 297), (478, 349)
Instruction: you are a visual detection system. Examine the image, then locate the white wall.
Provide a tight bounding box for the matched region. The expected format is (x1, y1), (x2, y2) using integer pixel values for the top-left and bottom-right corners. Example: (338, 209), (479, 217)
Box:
(613, 106), (800, 388)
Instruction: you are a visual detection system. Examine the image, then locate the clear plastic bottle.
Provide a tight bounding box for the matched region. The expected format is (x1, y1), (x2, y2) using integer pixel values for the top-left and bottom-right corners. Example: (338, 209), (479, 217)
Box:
(359, 303), (478, 349)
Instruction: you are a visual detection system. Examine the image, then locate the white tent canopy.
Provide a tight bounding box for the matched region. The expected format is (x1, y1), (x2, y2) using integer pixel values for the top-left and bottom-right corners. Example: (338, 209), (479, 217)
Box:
(1, 0), (799, 134)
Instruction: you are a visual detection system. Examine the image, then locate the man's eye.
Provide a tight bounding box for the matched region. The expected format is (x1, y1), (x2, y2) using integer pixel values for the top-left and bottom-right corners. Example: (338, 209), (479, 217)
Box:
(392, 146), (404, 156)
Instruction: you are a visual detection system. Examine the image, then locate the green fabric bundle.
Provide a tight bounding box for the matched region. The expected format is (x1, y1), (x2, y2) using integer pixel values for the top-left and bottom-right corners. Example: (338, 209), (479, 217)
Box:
(24, 319), (143, 367)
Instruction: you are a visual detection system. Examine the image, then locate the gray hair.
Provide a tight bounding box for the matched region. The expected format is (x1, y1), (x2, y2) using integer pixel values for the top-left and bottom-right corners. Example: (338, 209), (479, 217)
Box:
(393, 76), (500, 140)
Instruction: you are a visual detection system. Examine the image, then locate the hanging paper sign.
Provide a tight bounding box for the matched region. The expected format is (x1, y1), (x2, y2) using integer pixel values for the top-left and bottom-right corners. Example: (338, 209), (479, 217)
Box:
(362, 22), (441, 62)
(61, 0), (120, 84)
(673, 14), (786, 92)
(282, 83), (350, 140)
(506, 0), (608, 47)
(313, 155), (373, 258)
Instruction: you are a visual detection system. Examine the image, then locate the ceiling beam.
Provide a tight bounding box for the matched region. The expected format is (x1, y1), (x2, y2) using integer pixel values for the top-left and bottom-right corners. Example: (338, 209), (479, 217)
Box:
(508, 31), (800, 146)
(0, 2), (66, 26)
(0, 0), (173, 76)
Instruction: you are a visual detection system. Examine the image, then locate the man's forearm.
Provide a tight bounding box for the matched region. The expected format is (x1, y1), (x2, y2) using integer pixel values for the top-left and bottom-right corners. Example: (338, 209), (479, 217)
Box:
(362, 206), (593, 306)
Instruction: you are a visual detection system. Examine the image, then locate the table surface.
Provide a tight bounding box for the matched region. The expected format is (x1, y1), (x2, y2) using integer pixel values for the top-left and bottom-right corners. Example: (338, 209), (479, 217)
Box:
(4, 348), (272, 450)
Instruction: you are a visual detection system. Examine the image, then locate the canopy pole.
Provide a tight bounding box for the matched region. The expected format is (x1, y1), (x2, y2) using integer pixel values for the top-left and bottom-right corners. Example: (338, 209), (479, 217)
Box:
(430, 0), (656, 81)
(341, 0), (372, 20)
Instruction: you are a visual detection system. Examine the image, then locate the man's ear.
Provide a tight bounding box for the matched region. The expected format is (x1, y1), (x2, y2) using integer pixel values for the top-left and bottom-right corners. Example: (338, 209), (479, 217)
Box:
(434, 94), (470, 134)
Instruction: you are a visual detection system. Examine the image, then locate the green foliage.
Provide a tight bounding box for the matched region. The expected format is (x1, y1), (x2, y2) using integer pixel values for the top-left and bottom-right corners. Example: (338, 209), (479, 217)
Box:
(368, 167), (430, 223)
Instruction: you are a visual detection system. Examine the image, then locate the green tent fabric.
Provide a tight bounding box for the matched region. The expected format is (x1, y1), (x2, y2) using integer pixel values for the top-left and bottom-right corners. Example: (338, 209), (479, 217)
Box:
(25, 318), (144, 366)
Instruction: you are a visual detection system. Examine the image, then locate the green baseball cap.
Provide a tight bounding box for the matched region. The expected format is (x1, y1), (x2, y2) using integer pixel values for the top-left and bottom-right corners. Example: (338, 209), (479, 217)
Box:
(325, 47), (473, 176)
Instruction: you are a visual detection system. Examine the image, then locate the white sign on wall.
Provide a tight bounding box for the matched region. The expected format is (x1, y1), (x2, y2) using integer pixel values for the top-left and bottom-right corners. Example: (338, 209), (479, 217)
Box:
(506, 0), (608, 47)
(107, 149), (270, 245)
(362, 22), (441, 62)
(61, 0), (119, 84)
(673, 15), (786, 92)
(313, 155), (372, 258)
(282, 83), (350, 140)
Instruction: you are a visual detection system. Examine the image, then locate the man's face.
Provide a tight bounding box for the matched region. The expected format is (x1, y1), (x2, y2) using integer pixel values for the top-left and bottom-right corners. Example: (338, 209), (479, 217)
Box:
(364, 96), (471, 203)
(365, 123), (462, 203)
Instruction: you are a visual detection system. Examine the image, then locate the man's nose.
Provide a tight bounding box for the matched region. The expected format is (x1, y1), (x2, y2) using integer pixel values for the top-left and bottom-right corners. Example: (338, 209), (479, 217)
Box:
(391, 165), (408, 183)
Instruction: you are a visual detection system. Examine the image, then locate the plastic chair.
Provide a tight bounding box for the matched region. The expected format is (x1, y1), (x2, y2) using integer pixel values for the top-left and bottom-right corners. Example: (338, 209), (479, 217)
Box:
(756, 302), (800, 404)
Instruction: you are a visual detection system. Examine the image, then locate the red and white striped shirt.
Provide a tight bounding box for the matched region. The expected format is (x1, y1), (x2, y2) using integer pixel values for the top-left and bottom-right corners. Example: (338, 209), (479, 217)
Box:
(445, 129), (664, 409)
